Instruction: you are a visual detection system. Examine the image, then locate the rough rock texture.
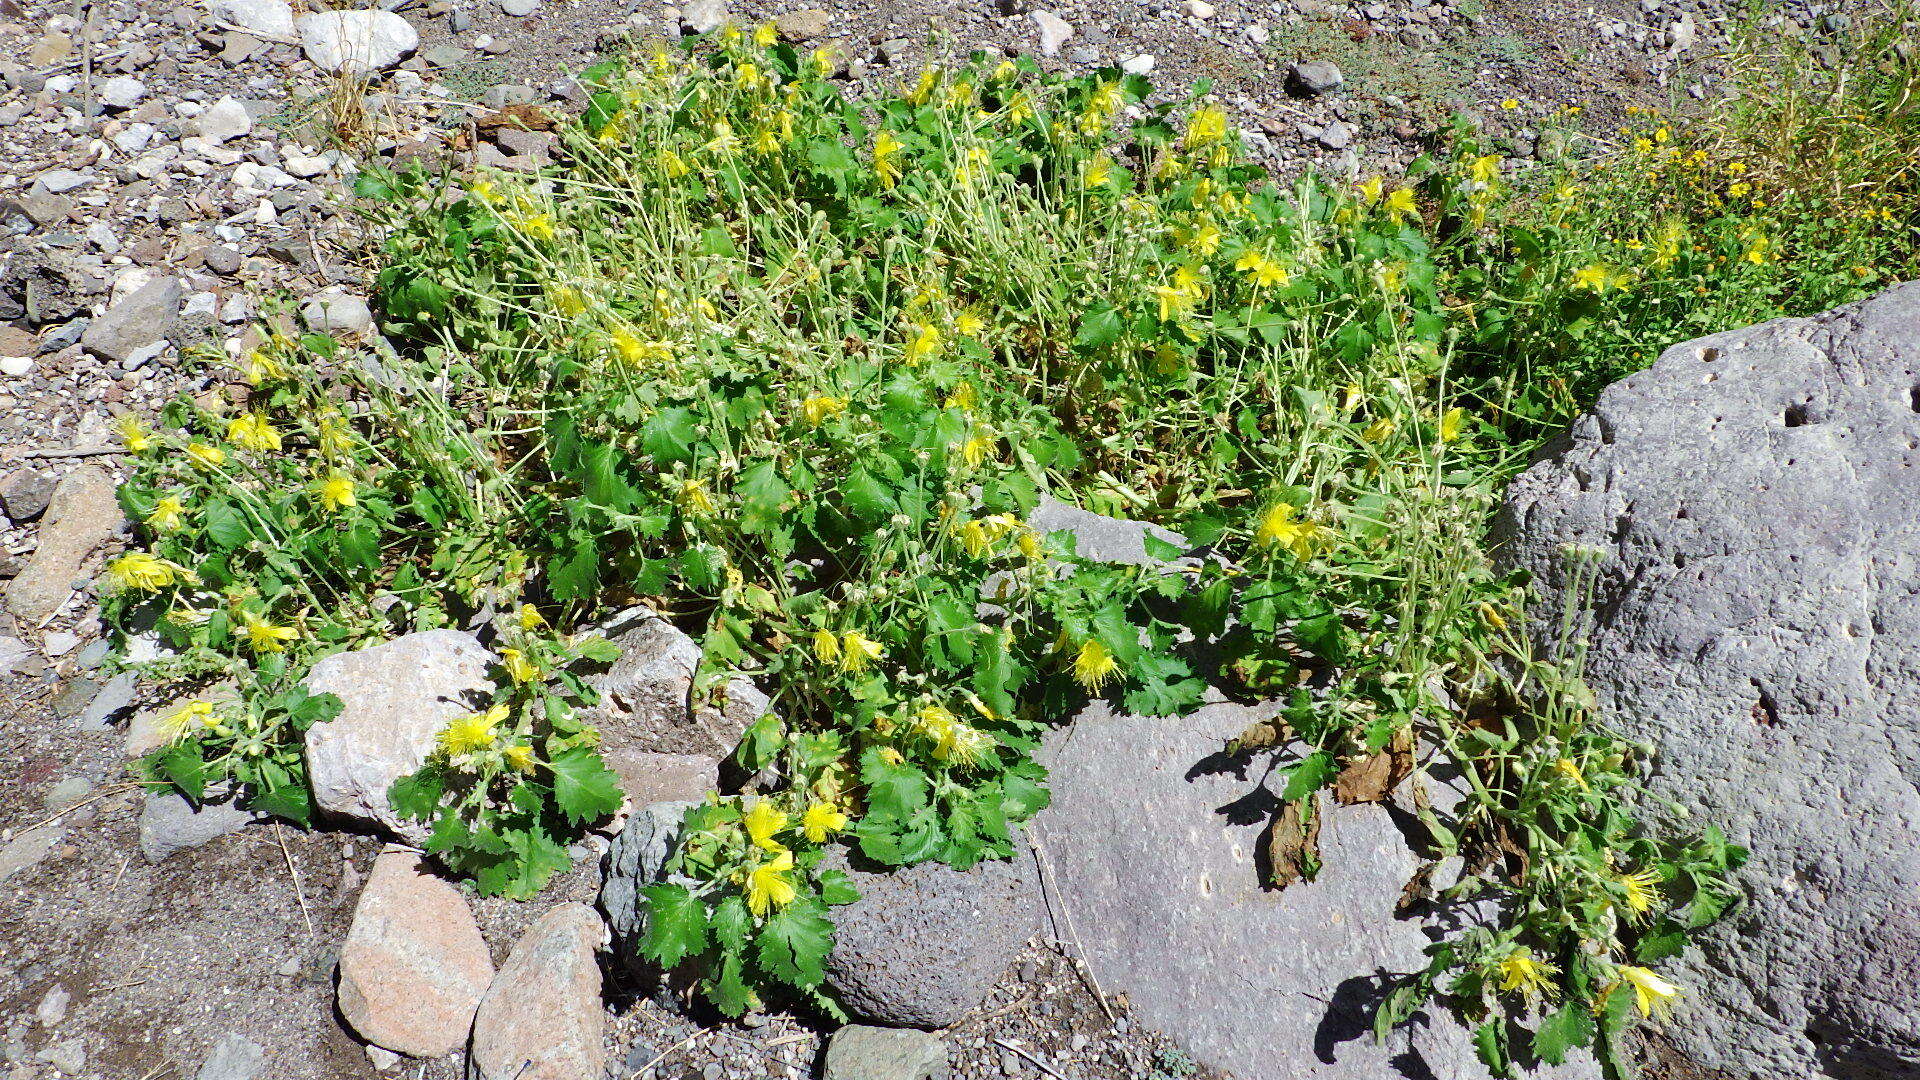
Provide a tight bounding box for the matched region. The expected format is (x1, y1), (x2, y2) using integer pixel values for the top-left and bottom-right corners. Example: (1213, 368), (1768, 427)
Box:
(599, 800), (699, 961)
(79, 274), (181, 363)
(1028, 496), (1187, 566)
(303, 629), (493, 841)
(337, 847), (494, 1058)
(1497, 283), (1920, 1080)
(602, 748), (721, 807)
(193, 1033), (265, 1080)
(5, 466), (124, 626)
(821, 841), (1040, 1029)
(138, 791), (264, 862)
(202, 0), (295, 39)
(823, 1025), (949, 1080)
(470, 902), (606, 1080)
(295, 10), (418, 74)
(579, 608), (772, 759)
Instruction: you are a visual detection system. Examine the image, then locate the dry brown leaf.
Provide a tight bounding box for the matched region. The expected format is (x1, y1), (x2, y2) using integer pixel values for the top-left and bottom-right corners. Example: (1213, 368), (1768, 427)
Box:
(1263, 794), (1322, 891)
(475, 104), (557, 133)
(1332, 728), (1415, 804)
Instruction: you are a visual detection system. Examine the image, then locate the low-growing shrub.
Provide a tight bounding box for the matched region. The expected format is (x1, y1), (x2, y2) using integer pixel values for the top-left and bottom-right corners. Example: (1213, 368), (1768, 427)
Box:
(101, 8), (1917, 1074)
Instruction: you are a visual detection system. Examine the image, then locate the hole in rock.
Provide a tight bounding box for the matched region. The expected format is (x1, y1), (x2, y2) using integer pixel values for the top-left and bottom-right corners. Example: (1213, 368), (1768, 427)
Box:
(1784, 404), (1812, 427)
(1700, 347), (1720, 363)
(1911, 385), (1920, 413)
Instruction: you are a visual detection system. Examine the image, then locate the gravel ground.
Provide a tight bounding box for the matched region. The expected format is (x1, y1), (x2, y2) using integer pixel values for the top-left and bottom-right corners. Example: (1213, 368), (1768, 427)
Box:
(0, 0), (1865, 1077)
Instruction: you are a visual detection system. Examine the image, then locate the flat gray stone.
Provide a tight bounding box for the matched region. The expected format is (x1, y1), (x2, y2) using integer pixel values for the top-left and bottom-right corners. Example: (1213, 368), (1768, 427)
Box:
(194, 1034), (265, 1080)
(80, 275), (181, 363)
(470, 902), (605, 1080)
(204, 0), (295, 39)
(579, 608), (772, 759)
(1035, 700), (1598, 1079)
(824, 1026), (949, 1080)
(600, 800), (699, 961)
(4, 466), (124, 626)
(1497, 281), (1920, 1078)
(139, 791), (264, 862)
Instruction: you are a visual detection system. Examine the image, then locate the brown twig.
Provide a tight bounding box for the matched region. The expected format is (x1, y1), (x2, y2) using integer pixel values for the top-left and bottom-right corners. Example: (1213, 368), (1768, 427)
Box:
(19, 447), (126, 459)
(625, 1031), (703, 1079)
(276, 824), (315, 937)
(19, 782), (139, 833)
(1028, 832), (1117, 1025)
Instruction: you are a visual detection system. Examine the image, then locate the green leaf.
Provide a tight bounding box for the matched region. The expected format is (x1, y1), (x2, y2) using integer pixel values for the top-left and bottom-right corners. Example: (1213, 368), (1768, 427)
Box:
(816, 868), (860, 906)
(736, 461), (790, 534)
(203, 500), (252, 550)
(1635, 919), (1688, 963)
(1073, 302), (1124, 352)
(248, 783), (312, 826)
(1473, 1020), (1510, 1077)
(573, 635), (621, 664)
(839, 466), (897, 524)
(548, 747), (622, 824)
(642, 883), (710, 968)
(1281, 750), (1336, 801)
(1531, 999), (1596, 1066)
(282, 688), (343, 730)
(754, 897), (834, 987)
(389, 766), (447, 822)
(710, 895), (752, 952)
(153, 742), (205, 802)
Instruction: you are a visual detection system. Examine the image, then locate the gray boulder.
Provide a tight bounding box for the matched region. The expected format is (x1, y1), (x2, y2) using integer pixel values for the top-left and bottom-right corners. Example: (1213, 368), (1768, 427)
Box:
(1033, 700), (1594, 1080)
(470, 902), (606, 1080)
(579, 608), (772, 759)
(1497, 282), (1920, 1079)
(80, 275), (181, 363)
(303, 629), (493, 841)
(600, 800), (700, 960)
(821, 841), (1039, 1029)
(4, 466), (124, 626)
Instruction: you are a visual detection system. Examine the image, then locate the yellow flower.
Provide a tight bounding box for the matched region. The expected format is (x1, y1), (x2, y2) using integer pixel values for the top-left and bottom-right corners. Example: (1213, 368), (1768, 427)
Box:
(1004, 90), (1034, 126)
(1616, 966), (1680, 1019)
(753, 21), (777, 46)
(801, 801), (849, 843)
(954, 312), (986, 338)
(1500, 98), (1519, 110)
(1358, 176), (1383, 205)
(438, 703), (508, 756)
(1184, 105), (1228, 149)
(1072, 638), (1118, 693)
(1255, 502), (1319, 558)
(1439, 406), (1466, 443)
(316, 410), (352, 457)
(903, 322), (941, 365)
(1085, 154), (1114, 190)
(187, 441), (226, 468)
(500, 647), (540, 685)
(1362, 416), (1396, 443)
(1554, 757), (1589, 791)
(1469, 154), (1502, 184)
(841, 631), (883, 674)
(914, 704), (993, 764)
(1384, 186), (1418, 223)
(145, 495), (187, 533)
(610, 327), (672, 368)
(876, 746), (905, 766)
(744, 799), (789, 851)
(812, 628), (841, 666)
(240, 611), (298, 654)
(944, 382), (978, 412)
(515, 213), (555, 240)
(1572, 263), (1613, 292)
(800, 395), (847, 428)
(809, 47), (837, 78)
(518, 604), (545, 631)
(874, 129), (903, 189)
(745, 850), (798, 916)
(157, 699), (218, 743)
(316, 473), (356, 513)
(107, 552), (195, 592)
(227, 412), (282, 452)
(115, 414), (154, 453)
(960, 519), (994, 558)
(678, 478), (715, 515)
(1615, 867), (1663, 918)
(1496, 947), (1557, 998)
(235, 348), (284, 385)
(549, 285), (588, 317)
(1184, 221), (1223, 256)
(957, 431), (993, 468)
(1235, 251), (1289, 289)
(503, 744), (536, 772)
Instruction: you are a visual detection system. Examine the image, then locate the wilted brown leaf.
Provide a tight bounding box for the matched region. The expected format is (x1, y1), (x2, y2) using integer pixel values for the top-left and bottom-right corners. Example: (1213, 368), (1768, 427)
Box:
(1262, 794), (1322, 891)
(1333, 728), (1414, 804)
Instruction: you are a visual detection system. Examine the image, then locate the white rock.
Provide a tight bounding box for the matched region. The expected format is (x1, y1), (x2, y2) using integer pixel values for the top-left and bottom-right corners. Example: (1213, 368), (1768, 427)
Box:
(36, 169), (91, 193)
(0, 356), (32, 377)
(1121, 53), (1156, 74)
(110, 124), (155, 154)
(204, 0), (296, 39)
(1030, 9), (1074, 56)
(297, 10), (419, 75)
(303, 630), (493, 839)
(301, 288), (374, 335)
(498, 0), (540, 14)
(679, 0), (728, 33)
(99, 76), (145, 109)
(281, 152), (333, 178)
(1186, 0), (1216, 17)
(1245, 23), (1270, 43)
(197, 96), (252, 144)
